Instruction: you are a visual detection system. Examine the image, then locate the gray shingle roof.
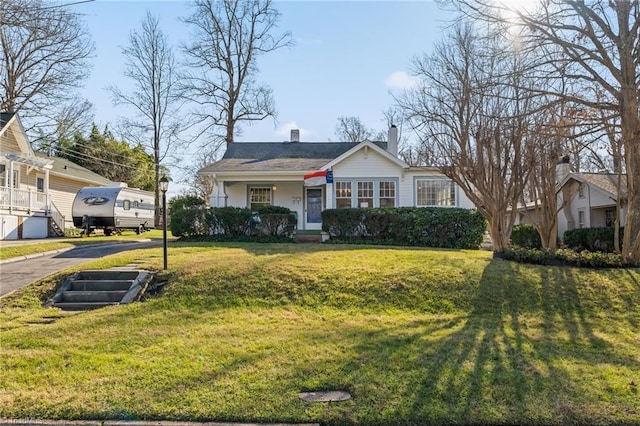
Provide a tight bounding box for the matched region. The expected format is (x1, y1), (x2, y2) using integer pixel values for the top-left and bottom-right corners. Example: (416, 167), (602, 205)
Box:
(573, 172), (627, 198)
(34, 151), (113, 185)
(200, 141), (388, 173)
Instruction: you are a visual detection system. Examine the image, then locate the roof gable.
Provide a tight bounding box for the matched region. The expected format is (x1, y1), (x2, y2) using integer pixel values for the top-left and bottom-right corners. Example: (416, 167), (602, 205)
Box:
(558, 172), (627, 199)
(323, 140), (408, 169)
(0, 112), (35, 155)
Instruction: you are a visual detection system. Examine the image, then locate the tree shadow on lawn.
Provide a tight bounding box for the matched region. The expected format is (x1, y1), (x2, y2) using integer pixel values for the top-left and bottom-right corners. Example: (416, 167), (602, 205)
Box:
(341, 259), (640, 425)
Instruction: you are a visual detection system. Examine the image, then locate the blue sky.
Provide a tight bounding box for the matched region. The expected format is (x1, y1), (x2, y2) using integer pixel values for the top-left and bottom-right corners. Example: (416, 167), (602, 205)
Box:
(73, 0), (451, 140)
(70, 0), (452, 192)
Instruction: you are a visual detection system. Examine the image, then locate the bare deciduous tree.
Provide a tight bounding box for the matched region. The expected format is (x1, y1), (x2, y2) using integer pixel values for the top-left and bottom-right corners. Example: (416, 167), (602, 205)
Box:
(0, 0), (93, 122)
(334, 116), (375, 142)
(400, 23), (539, 251)
(181, 0), (293, 145)
(109, 11), (183, 226)
(452, 0), (640, 261)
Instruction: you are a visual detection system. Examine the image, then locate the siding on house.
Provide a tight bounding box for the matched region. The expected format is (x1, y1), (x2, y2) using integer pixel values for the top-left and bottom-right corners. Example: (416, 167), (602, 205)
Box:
(48, 174), (93, 227)
(332, 149), (401, 179)
(0, 132), (20, 151)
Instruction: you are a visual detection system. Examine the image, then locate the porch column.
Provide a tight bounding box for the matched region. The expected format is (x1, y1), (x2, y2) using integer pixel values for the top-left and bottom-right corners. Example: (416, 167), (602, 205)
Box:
(209, 180), (228, 207)
(325, 183), (334, 209)
(8, 160), (14, 213)
(44, 168), (51, 212)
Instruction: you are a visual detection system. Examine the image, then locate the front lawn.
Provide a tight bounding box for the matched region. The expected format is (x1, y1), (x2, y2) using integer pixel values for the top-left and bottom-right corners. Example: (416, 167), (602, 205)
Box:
(1, 243), (639, 425)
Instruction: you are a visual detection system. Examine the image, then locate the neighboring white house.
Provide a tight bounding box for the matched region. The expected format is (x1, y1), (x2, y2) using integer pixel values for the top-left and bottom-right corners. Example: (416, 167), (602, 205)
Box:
(0, 112), (113, 239)
(198, 128), (475, 231)
(516, 157), (627, 242)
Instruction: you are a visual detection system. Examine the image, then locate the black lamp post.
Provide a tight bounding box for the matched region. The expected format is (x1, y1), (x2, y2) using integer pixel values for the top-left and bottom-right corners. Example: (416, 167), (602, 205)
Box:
(159, 176), (169, 270)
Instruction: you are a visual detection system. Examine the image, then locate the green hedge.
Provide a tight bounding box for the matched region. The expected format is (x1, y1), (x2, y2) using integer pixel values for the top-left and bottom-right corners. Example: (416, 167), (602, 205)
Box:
(495, 247), (636, 268)
(563, 227), (623, 253)
(170, 205), (296, 240)
(322, 207), (486, 249)
(510, 224), (542, 249)
(256, 206), (296, 237)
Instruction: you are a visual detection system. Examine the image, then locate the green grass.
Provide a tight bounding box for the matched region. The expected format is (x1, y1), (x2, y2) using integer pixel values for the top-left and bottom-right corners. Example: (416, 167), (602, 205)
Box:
(1, 243), (639, 425)
(0, 229), (170, 260)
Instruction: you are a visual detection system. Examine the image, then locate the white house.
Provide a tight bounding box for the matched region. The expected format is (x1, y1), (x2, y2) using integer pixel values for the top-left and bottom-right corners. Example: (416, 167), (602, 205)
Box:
(198, 128), (475, 232)
(0, 112), (112, 239)
(556, 160), (627, 237)
(516, 156), (627, 242)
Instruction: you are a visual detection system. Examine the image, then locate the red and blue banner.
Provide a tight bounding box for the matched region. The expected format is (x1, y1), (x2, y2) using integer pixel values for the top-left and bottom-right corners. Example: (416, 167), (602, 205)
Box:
(304, 170), (332, 186)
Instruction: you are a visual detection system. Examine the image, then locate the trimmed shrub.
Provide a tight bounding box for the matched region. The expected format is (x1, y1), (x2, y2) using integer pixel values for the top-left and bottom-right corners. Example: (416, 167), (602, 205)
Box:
(322, 207), (486, 249)
(170, 205), (209, 237)
(495, 247), (636, 268)
(321, 208), (364, 238)
(210, 207), (256, 236)
(511, 224), (542, 249)
(256, 206), (296, 237)
(362, 208), (395, 238)
(563, 227), (623, 253)
(169, 194), (205, 213)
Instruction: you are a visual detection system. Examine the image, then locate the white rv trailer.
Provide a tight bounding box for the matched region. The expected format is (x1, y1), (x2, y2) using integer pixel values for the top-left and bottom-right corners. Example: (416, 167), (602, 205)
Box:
(72, 186), (155, 236)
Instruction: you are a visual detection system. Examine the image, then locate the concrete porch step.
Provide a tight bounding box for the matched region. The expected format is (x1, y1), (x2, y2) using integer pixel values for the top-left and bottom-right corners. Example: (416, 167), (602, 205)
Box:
(295, 234), (322, 243)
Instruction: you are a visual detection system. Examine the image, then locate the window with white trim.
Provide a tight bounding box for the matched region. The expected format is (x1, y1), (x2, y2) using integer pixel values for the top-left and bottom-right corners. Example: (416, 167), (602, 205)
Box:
(578, 183), (585, 198)
(357, 181), (374, 208)
(379, 181), (396, 208)
(605, 209), (616, 227)
(416, 179), (455, 206)
(335, 181), (352, 208)
(249, 187), (272, 211)
(0, 164), (5, 187)
(578, 209), (585, 228)
(36, 176), (45, 192)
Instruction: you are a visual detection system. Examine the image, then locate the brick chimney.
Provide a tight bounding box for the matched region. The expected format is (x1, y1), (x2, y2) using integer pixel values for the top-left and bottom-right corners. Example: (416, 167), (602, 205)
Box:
(388, 125), (398, 156)
(290, 129), (300, 143)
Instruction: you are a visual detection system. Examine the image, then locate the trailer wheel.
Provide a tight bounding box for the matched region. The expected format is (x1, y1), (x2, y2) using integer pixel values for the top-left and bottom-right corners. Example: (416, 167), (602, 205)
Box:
(136, 225), (144, 235)
(105, 229), (112, 236)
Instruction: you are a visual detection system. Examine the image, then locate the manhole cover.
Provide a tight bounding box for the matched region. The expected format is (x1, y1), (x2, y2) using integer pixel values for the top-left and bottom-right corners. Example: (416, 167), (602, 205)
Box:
(299, 390), (351, 402)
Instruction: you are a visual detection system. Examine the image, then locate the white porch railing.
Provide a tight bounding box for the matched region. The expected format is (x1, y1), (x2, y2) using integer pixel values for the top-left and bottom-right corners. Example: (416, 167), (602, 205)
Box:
(0, 186), (49, 212)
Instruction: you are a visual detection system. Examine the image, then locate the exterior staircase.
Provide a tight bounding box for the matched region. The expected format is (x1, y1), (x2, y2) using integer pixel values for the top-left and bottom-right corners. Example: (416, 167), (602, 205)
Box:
(48, 201), (65, 237)
(48, 269), (153, 311)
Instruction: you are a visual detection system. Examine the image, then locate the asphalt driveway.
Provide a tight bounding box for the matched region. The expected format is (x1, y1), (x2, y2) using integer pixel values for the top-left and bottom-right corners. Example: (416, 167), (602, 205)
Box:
(0, 239), (161, 297)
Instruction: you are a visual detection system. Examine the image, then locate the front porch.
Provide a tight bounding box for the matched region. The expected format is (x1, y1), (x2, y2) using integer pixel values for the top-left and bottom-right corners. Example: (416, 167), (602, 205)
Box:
(0, 186), (65, 239)
(210, 179), (334, 232)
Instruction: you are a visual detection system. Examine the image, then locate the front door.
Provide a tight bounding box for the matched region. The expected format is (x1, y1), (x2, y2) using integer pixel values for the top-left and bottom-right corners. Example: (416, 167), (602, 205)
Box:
(305, 187), (323, 230)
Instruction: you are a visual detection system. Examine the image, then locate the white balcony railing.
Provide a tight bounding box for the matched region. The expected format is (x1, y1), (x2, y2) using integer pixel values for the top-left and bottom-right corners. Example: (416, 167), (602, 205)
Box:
(0, 186), (49, 212)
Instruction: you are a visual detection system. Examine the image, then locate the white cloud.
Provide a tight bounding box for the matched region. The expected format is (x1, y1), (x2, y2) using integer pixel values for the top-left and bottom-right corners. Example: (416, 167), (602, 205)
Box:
(275, 122), (313, 141)
(384, 71), (419, 90)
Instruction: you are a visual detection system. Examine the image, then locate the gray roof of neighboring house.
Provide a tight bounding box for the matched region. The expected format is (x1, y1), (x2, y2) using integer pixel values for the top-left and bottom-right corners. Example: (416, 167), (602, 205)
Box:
(34, 151), (113, 185)
(200, 141), (388, 173)
(571, 172), (627, 198)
